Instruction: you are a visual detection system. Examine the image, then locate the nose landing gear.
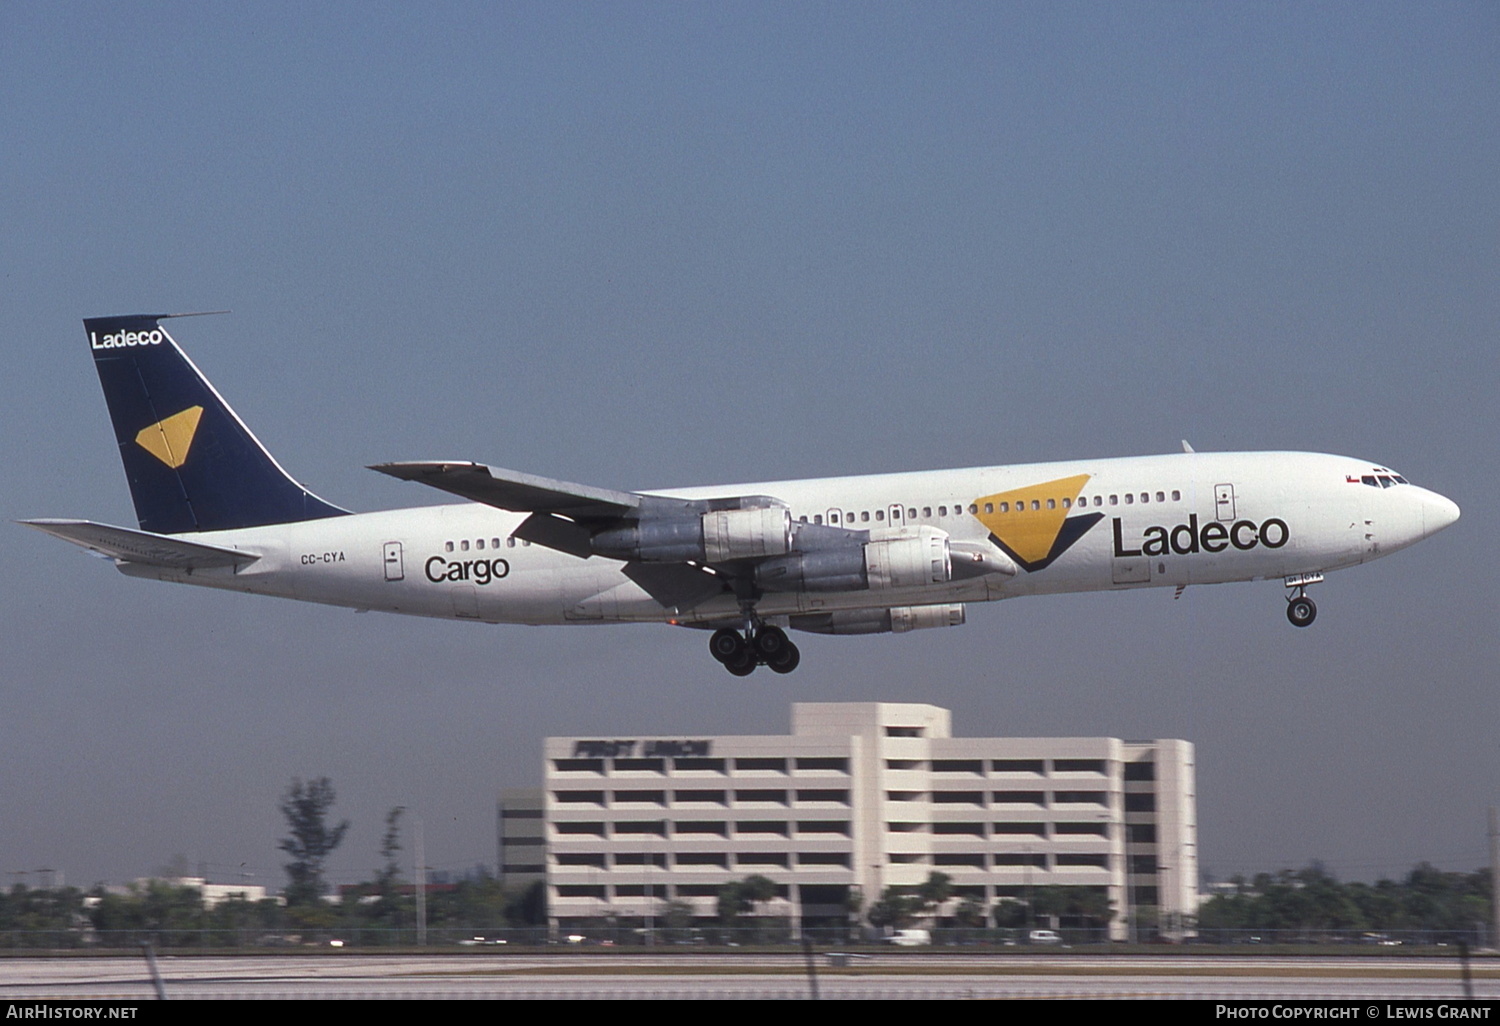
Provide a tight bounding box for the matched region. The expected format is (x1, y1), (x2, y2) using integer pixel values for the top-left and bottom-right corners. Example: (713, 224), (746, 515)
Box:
(708, 624), (801, 675)
(1286, 594), (1317, 627)
(1283, 573), (1324, 628)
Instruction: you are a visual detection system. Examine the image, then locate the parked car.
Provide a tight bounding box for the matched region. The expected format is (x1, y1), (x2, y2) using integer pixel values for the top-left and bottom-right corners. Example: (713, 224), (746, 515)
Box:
(885, 929), (932, 946)
(1028, 929), (1064, 945)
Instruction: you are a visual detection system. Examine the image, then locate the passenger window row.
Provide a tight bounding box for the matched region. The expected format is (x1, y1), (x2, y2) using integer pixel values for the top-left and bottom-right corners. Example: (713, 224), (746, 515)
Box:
(444, 537), (507, 552)
(451, 481), (1198, 551)
(442, 537), (531, 553)
(799, 490), (1184, 526)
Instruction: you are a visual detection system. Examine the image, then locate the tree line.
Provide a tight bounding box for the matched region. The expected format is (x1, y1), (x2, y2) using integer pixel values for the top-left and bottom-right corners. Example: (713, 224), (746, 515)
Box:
(1197, 863), (1493, 937)
(3, 774), (1493, 946)
(0, 777), (545, 947)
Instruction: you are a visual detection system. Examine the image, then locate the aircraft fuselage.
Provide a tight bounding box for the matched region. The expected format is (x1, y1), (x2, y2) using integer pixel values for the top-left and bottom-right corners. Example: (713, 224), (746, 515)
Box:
(117, 450), (1456, 627)
(30, 314), (1459, 674)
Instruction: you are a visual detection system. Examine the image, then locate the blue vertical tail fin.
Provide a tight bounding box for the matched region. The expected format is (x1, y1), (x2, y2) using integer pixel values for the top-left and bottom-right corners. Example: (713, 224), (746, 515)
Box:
(85, 314), (349, 534)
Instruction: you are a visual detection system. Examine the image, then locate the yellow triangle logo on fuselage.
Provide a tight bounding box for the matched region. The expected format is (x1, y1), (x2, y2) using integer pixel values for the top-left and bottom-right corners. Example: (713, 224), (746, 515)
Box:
(135, 406), (204, 470)
(973, 474), (1092, 565)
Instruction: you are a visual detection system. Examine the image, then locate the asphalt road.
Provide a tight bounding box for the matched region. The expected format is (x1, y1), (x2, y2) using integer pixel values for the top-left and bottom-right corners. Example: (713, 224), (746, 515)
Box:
(0, 953), (1493, 1000)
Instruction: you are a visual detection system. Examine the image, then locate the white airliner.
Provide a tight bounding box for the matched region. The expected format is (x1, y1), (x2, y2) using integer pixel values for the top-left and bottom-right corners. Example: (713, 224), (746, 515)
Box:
(24, 314), (1460, 675)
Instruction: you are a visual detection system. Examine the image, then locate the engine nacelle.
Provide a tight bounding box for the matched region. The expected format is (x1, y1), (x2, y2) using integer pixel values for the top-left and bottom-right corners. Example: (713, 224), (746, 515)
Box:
(591, 507), (792, 563)
(755, 526), (952, 592)
(702, 507), (792, 562)
(590, 516), (704, 562)
(865, 527), (952, 589)
(789, 603), (967, 635)
(891, 603), (966, 631)
(753, 547), (867, 592)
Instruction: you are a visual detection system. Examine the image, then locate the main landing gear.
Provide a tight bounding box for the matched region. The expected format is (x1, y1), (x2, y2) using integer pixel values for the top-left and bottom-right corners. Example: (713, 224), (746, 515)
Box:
(709, 625), (801, 676)
(1284, 573), (1323, 628)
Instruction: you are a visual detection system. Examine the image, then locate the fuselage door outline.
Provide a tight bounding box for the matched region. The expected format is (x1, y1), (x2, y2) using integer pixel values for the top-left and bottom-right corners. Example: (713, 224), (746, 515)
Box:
(1214, 484), (1236, 522)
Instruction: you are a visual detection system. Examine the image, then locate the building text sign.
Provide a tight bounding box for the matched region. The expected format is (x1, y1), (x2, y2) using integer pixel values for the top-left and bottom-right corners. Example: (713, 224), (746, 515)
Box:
(572, 739), (713, 758)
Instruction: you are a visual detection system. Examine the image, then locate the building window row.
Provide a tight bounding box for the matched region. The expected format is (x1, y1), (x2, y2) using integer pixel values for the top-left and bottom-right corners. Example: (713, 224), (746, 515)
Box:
(554, 851), (853, 870)
(555, 883), (801, 900)
(884, 758), (1122, 776)
(553, 820), (850, 838)
(554, 880), (1127, 902)
(914, 821), (1112, 838)
(553, 788), (850, 806)
(886, 789), (1111, 806)
(887, 853), (1113, 870)
(551, 756), (849, 775)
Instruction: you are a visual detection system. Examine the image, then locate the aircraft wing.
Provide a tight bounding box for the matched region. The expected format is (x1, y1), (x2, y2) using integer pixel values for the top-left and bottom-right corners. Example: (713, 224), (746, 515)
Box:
(18, 519), (260, 569)
(369, 461), (649, 520)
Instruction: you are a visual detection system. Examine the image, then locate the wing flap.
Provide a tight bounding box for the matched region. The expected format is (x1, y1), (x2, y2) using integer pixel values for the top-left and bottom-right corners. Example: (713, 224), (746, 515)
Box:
(19, 519), (259, 570)
(512, 512), (595, 558)
(622, 561), (728, 612)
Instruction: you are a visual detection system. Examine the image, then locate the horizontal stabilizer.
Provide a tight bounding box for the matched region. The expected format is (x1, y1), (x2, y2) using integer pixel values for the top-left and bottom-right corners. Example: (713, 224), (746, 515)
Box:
(370, 461), (643, 520)
(18, 519), (259, 570)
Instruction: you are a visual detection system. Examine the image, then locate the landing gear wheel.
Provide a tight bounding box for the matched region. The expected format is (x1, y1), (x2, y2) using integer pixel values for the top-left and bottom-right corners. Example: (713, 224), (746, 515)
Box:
(724, 649), (757, 676)
(767, 641), (801, 675)
(1286, 595), (1317, 627)
(709, 628), (745, 663)
(753, 626), (790, 659)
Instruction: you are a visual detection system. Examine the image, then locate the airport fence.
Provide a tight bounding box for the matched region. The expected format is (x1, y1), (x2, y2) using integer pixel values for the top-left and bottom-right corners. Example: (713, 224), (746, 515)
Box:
(0, 924), (1492, 951)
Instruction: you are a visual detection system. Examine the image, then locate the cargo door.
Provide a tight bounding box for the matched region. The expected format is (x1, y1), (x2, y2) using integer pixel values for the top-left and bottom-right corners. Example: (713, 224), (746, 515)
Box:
(450, 585), (480, 618)
(1111, 555), (1151, 585)
(382, 541), (404, 581)
(1214, 484), (1236, 521)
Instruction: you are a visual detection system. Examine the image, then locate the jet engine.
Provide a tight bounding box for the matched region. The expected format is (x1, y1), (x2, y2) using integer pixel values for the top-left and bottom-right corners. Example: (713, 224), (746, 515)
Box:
(789, 603), (967, 635)
(590, 507), (792, 563)
(754, 526), (951, 592)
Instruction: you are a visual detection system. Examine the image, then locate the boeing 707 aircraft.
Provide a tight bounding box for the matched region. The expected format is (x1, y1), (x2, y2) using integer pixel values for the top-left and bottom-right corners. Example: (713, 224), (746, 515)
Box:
(24, 314), (1460, 675)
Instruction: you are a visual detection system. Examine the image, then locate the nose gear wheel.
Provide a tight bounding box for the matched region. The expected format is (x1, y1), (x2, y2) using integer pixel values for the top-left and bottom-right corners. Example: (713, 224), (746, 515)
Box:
(1283, 575), (1320, 628)
(1286, 594), (1317, 627)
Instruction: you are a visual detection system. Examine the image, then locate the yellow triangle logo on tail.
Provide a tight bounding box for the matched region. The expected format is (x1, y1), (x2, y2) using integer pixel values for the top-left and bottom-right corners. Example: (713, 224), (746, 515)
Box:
(135, 406), (204, 470)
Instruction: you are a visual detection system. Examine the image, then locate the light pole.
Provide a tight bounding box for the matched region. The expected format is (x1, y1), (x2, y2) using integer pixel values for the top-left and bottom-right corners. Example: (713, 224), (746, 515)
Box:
(1096, 809), (1117, 944)
(1489, 807), (1499, 950)
(1023, 844), (1033, 934)
(645, 821), (663, 947)
(414, 817), (426, 947)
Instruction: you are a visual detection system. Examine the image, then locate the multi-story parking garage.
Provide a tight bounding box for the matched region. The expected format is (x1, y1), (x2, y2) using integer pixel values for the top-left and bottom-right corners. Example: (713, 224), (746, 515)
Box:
(500, 703), (1195, 939)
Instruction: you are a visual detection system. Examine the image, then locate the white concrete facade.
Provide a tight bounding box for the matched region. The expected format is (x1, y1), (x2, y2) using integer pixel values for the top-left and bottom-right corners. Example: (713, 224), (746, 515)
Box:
(123, 876), (269, 908)
(516, 703), (1195, 939)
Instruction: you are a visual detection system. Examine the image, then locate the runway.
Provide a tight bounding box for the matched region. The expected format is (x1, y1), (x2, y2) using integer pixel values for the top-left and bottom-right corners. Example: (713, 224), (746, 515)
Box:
(0, 953), (1494, 1000)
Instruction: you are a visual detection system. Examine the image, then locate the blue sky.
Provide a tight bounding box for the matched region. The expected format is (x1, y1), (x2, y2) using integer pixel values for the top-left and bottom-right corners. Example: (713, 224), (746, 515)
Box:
(2, 1), (1496, 890)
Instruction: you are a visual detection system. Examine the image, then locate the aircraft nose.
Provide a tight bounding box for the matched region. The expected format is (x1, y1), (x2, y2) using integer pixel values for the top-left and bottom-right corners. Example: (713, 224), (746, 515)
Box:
(1421, 489), (1460, 536)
